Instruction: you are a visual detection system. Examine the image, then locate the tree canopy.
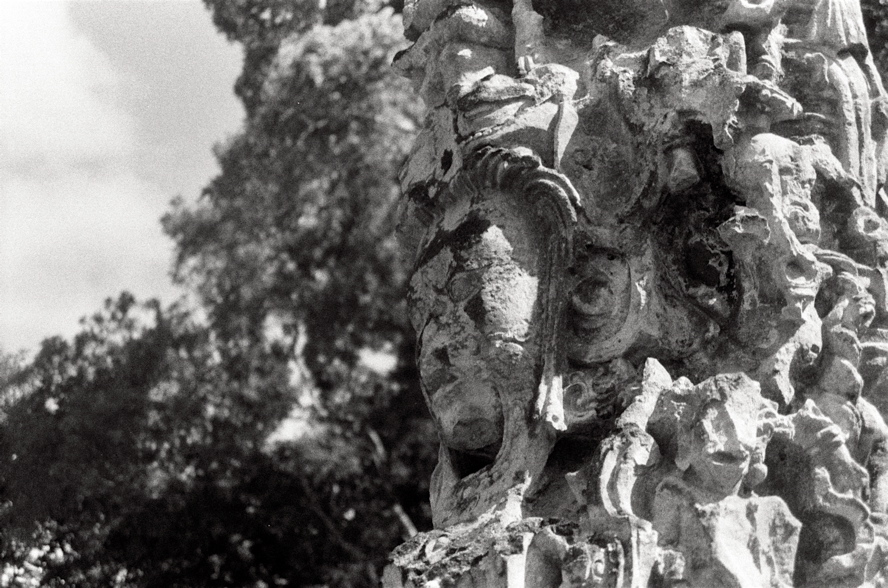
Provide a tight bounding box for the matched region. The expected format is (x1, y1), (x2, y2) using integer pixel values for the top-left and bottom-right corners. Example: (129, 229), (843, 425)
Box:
(0, 0), (432, 586)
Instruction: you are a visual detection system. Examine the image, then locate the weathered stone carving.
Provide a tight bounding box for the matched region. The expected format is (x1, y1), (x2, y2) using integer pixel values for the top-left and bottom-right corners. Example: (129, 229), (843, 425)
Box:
(386, 0), (888, 585)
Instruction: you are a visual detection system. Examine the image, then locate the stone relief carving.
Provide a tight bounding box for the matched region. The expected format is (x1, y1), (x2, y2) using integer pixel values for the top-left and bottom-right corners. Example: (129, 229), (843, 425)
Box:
(385, 0), (888, 585)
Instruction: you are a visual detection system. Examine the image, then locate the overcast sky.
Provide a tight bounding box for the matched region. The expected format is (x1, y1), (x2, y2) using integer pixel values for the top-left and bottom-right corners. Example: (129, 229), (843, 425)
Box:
(0, 0), (244, 354)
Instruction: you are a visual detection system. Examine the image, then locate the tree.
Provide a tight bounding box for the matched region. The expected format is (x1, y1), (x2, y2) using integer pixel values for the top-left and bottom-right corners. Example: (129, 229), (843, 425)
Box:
(1, 0), (434, 585)
(863, 0), (888, 77)
(0, 291), (433, 586)
(162, 3), (433, 580)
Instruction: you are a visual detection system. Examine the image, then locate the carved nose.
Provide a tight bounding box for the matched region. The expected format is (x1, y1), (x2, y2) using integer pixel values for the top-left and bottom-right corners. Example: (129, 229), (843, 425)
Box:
(419, 345), (458, 396)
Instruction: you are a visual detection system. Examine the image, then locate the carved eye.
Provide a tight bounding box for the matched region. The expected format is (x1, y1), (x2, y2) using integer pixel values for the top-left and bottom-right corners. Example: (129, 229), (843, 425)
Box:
(419, 346), (457, 395)
(447, 267), (488, 303)
(571, 275), (613, 317)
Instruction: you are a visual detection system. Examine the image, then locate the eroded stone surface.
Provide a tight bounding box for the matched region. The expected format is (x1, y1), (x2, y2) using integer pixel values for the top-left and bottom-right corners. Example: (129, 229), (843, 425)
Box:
(388, 0), (888, 585)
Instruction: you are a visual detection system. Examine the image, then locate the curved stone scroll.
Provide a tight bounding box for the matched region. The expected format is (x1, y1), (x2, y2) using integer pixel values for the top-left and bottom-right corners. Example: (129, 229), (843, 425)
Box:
(408, 146), (581, 528)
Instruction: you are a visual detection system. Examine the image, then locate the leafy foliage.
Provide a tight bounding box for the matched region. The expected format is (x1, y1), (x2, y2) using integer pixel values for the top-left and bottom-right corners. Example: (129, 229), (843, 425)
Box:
(863, 0), (888, 77)
(0, 293), (433, 586)
(162, 7), (433, 575)
(0, 0), (433, 586)
(164, 7), (422, 376)
(203, 0), (399, 113)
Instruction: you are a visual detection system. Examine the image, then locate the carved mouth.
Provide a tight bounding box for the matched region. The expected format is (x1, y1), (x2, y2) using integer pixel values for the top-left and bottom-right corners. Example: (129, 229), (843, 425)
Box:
(488, 333), (528, 346)
(448, 443), (500, 479)
(710, 450), (748, 465)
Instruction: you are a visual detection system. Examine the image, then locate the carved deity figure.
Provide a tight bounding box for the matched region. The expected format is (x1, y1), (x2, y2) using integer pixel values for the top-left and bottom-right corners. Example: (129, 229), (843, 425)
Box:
(384, 0), (888, 586)
(407, 152), (579, 527)
(651, 379), (801, 588)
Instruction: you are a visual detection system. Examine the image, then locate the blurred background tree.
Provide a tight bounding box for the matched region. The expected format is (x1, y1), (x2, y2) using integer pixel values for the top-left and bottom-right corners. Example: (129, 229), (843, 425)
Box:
(0, 0), (433, 586)
(863, 0), (888, 75)
(1, 0), (887, 586)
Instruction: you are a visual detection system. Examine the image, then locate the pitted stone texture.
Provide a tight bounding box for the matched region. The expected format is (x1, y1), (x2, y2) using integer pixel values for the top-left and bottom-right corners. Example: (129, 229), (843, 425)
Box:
(388, 0), (888, 586)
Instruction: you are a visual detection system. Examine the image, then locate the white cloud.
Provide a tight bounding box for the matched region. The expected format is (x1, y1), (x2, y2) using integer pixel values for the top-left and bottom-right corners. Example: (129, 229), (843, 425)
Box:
(0, 1), (134, 165)
(0, 1), (179, 352)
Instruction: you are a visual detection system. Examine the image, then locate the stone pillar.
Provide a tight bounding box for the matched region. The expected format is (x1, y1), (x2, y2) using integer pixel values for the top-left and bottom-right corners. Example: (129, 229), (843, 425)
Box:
(387, 1), (888, 586)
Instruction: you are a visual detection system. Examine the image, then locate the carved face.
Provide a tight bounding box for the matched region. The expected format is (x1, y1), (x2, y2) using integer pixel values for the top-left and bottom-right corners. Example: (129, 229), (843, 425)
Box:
(587, 543), (620, 587)
(561, 541), (620, 588)
(683, 397), (758, 496)
(409, 199), (543, 455)
(564, 249), (634, 365)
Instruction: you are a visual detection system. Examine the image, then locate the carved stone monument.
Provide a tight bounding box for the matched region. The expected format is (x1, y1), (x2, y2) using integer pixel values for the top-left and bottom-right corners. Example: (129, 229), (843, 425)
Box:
(385, 0), (888, 586)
